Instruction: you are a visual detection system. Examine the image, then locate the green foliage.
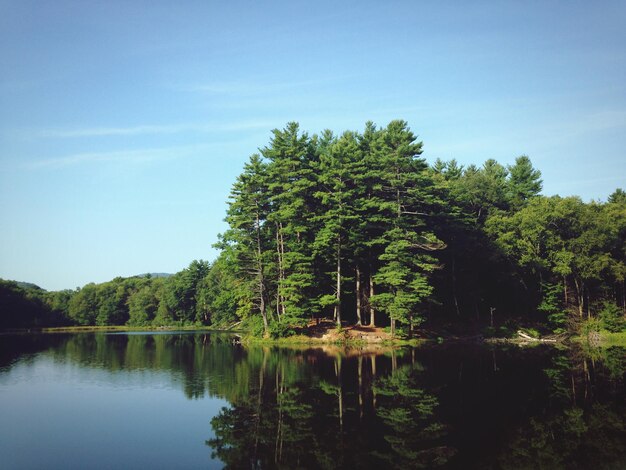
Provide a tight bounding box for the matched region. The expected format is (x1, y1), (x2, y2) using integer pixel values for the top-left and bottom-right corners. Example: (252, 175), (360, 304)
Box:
(507, 155), (542, 209)
(267, 319), (297, 338)
(242, 314), (265, 337)
(0, 279), (68, 328)
(196, 251), (242, 327)
(608, 188), (626, 205)
(68, 283), (98, 325)
(598, 302), (626, 332)
(486, 193), (626, 328)
(127, 280), (162, 326)
(538, 282), (568, 333)
(581, 317), (603, 335)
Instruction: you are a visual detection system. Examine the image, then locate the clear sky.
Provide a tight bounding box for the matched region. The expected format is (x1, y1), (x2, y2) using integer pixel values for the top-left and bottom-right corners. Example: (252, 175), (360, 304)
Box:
(1, 0), (625, 291)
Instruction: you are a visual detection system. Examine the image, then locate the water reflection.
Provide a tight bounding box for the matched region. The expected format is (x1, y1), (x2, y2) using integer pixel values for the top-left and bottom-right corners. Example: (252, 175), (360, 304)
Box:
(1, 333), (624, 469)
(203, 343), (626, 469)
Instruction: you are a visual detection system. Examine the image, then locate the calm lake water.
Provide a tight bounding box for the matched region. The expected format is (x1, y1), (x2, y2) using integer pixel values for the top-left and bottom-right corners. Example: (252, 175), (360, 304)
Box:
(0, 332), (624, 469)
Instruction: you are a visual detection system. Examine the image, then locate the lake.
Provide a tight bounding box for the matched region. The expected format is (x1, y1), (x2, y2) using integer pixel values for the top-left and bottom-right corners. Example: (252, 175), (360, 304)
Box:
(1, 332), (624, 469)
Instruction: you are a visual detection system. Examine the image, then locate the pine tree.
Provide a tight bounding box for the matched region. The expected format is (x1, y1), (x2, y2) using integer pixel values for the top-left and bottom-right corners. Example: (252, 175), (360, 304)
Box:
(507, 155), (542, 209)
(223, 155), (272, 335)
(314, 131), (362, 326)
(369, 120), (443, 334)
(263, 123), (317, 325)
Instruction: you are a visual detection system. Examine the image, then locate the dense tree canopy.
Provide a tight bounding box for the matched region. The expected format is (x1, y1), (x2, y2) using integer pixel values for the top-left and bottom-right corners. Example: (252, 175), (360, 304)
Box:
(212, 121), (625, 337)
(1, 120), (624, 337)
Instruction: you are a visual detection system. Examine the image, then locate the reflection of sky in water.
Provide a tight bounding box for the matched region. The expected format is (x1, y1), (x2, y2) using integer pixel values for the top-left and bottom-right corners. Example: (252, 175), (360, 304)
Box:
(0, 355), (227, 469)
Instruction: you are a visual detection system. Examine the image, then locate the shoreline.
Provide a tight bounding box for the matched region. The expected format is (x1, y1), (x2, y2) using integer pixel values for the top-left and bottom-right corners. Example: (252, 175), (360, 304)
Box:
(2, 326), (624, 347)
(0, 325), (233, 335)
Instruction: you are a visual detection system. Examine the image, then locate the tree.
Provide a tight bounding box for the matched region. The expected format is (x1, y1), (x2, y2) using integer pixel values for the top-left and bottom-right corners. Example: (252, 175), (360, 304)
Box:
(262, 122), (317, 325)
(314, 131), (362, 326)
(127, 279), (162, 326)
(507, 155), (542, 209)
(68, 283), (98, 325)
(223, 154), (272, 334)
(369, 120), (443, 334)
(155, 260), (209, 325)
(608, 188), (626, 205)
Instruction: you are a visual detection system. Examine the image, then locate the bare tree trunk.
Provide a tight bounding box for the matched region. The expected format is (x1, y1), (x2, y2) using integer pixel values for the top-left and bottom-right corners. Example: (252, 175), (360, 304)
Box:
(390, 317), (396, 337)
(275, 228), (280, 318)
(279, 223), (286, 318)
(356, 266), (362, 326)
(574, 278), (584, 317)
(275, 224), (283, 320)
(256, 212), (268, 335)
(369, 274), (375, 327)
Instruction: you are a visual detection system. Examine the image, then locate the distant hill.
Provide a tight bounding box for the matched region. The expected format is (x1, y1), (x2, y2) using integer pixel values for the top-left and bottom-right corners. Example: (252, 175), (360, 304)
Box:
(2, 274), (173, 294)
(15, 281), (45, 291)
(135, 273), (173, 279)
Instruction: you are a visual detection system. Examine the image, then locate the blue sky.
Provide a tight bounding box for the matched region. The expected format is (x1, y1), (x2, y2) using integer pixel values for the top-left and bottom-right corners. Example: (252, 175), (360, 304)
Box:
(1, 0), (625, 290)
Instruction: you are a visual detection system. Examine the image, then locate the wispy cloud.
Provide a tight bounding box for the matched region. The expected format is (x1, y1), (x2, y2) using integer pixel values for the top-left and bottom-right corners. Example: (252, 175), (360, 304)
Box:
(34, 120), (276, 139)
(25, 143), (216, 169)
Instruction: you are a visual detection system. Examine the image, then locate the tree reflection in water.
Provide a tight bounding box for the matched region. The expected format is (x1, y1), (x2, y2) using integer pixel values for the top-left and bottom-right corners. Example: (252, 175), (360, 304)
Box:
(205, 342), (625, 470)
(2, 333), (624, 469)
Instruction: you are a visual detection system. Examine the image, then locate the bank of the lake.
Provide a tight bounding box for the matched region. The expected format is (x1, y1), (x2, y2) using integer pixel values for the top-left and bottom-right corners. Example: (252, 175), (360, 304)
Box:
(573, 330), (626, 347)
(4, 322), (623, 350)
(1, 325), (234, 335)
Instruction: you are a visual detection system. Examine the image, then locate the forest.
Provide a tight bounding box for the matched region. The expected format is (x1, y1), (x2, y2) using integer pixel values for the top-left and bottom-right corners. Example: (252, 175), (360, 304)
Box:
(1, 120), (625, 338)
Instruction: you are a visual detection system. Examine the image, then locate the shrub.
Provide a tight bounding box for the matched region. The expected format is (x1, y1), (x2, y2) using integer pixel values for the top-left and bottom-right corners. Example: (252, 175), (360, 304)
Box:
(580, 317), (602, 335)
(268, 319), (297, 338)
(243, 315), (265, 337)
(598, 302), (626, 332)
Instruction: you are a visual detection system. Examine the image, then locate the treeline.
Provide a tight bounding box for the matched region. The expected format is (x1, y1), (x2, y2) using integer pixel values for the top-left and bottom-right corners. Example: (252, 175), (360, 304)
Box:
(2, 120), (624, 335)
(0, 260), (224, 329)
(211, 120), (626, 337)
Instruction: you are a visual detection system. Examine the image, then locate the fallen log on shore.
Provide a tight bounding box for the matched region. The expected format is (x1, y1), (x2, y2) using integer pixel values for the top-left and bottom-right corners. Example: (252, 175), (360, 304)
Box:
(516, 330), (558, 342)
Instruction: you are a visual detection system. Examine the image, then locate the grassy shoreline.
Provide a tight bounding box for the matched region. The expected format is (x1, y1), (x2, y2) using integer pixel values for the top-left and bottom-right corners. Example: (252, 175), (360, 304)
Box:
(4, 326), (624, 348)
(572, 330), (626, 347)
(1, 325), (425, 346)
(241, 334), (425, 347)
